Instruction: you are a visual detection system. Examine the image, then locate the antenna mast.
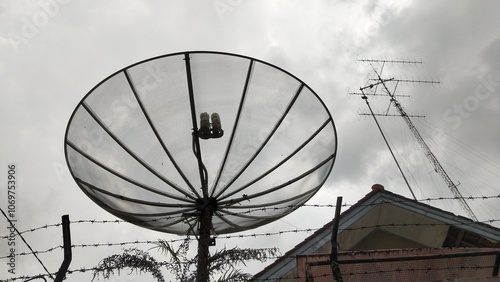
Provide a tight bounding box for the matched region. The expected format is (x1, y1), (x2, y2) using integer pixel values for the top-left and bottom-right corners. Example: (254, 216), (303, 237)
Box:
(361, 60), (478, 221)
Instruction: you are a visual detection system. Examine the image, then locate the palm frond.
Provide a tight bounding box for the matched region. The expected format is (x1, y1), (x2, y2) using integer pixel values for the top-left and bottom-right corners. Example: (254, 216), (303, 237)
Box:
(93, 238), (279, 282)
(92, 248), (165, 282)
(209, 247), (280, 273)
(214, 269), (253, 282)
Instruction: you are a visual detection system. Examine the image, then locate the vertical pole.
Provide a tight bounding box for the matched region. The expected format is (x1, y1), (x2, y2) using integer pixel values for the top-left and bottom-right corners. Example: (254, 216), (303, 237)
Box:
(493, 253), (500, 276)
(186, 51), (212, 281)
(55, 215), (72, 282)
(197, 202), (213, 282)
(330, 197), (343, 282)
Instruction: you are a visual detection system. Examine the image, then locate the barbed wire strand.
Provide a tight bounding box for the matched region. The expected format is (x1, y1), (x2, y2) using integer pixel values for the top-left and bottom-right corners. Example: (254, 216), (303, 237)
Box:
(0, 208), (54, 280)
(2, 218), (500, 261)
(2, 194), (500, 240)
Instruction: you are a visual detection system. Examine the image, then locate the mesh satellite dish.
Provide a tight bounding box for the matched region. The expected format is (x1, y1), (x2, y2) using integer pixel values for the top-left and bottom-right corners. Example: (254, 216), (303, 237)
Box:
(64, 51), (337, 237)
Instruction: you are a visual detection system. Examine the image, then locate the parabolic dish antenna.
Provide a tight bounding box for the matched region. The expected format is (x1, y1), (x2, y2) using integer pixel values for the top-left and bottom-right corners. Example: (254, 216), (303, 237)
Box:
(65, 51), (337, 236)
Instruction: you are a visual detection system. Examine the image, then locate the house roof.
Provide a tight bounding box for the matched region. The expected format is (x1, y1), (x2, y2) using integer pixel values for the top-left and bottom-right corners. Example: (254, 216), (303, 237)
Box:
(253, 184), (500, 280)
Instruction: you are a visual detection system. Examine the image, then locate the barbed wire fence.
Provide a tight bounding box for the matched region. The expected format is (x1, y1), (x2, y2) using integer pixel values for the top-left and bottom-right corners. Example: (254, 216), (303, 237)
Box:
(1, 194), (500, 281)
(3, 193), (500, 240)
(6, 260), (500, 281)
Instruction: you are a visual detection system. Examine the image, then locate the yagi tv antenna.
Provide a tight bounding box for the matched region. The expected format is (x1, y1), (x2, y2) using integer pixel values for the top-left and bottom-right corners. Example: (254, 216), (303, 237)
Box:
(64, 51), (337, 280)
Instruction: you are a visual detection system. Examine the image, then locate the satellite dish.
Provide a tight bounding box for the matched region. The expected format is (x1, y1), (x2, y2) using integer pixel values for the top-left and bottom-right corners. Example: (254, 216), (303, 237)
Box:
(64, 51), (337, 236)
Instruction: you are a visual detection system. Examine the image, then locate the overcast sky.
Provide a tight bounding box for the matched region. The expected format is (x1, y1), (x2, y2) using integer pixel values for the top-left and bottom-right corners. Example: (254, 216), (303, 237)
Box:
(1, 0), (500, 281)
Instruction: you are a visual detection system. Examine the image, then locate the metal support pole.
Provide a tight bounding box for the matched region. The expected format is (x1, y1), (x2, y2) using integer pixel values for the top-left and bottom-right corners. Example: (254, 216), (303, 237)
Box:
(55, 215), (72, 282)
(330, 197), (343, 282)
(196, 201), (214, 282)
(185, 51), (219, 281)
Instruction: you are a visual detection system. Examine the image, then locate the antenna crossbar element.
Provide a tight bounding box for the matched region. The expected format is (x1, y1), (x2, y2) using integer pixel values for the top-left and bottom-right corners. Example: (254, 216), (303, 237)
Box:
(359, 113), (425, 118)
(394, 79), (440, 84)
(358, 59), (423, 64)
(349, 92), (410, 98)
(369, 78), (440, 85)
(370, 66), (478, 221)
